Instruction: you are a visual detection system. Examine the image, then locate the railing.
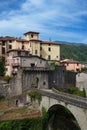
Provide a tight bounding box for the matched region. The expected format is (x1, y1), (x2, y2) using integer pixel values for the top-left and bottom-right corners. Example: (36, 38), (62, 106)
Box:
(34, 89), (87, 109)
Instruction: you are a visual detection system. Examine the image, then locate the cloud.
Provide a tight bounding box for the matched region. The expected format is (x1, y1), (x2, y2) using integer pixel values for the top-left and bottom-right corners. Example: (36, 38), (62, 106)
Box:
(0, 0), (87, 43)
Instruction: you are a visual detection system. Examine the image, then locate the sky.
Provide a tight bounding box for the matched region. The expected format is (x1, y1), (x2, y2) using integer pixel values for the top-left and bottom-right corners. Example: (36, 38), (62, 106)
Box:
(0, 0), (87, 43)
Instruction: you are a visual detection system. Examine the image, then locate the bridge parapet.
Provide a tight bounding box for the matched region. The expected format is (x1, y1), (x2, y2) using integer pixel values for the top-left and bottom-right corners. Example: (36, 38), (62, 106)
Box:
(35, 89), (87, 109)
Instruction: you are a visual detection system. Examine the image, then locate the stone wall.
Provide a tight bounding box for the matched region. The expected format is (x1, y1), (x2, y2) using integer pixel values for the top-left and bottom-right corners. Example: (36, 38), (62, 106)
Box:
(10, 69), (23, 96)
(0, 80), (8, 97)
(22, 70), (48, 91)
(48, 66), (76, 88)
(20, 56), (49, 68)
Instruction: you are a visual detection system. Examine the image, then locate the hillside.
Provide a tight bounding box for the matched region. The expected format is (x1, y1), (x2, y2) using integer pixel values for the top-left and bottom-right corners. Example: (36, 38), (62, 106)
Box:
(58, 41), (87, 62)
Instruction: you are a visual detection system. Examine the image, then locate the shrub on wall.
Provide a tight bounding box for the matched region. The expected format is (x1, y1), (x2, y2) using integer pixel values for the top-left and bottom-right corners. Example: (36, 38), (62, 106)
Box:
(4, 75), (11, 83)
(28, 91), (42, 104)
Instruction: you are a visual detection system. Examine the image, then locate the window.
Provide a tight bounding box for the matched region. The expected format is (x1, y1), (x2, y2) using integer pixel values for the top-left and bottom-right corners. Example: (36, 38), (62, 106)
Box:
(40, 46), (42, 51)
(77, 63), (79, 66)
(31, 63), (35, 67)
(35, 50), (38, 54)
(2, 41), (5, 46)
(40, 54), (42, 58)
(18, 51), (21, 56)
(48, 47), (51, 51)
(9, 44), (12, 49)
(43, 81), (46, 85)
(2, 47), (5, 54)
(9, 41), (12, 43)
(49, 44), (51, 46)
(31, 34), (33, 38)
(22, 45), (24, 49)
(48, 55), (51, 60)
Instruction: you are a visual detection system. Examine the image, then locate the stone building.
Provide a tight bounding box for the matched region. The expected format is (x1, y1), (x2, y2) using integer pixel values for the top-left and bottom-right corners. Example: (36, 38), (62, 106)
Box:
(10, 55), (50, 95)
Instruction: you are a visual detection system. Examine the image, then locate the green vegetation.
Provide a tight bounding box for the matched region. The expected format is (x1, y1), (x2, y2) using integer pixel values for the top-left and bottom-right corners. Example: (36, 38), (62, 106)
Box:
(80, 67), (87, 72)
(55, 87), (86, 97)
(0, 60), (5, 77)
(60, 43), (87, 62)
(4, 75), (11, 83)
(50, 62), (56, 70)
(0, 107), (48, 130)
(28, 91), (42, 104)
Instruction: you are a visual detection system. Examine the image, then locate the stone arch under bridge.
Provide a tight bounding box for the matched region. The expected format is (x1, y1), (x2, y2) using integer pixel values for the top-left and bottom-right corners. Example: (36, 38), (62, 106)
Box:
(40, 95), (87, 130)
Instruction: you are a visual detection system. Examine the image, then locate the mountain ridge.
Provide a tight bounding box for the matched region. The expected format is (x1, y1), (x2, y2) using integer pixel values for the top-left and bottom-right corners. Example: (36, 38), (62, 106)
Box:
(55, 41), (87, 62)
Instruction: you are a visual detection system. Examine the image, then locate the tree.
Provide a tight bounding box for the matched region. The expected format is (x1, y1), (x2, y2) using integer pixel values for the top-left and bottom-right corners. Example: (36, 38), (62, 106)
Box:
(0, 60), (5, 76)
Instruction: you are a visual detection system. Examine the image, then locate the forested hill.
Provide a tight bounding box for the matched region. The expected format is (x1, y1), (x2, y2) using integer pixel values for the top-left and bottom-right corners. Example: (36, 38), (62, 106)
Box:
(57, 41), (87, 62)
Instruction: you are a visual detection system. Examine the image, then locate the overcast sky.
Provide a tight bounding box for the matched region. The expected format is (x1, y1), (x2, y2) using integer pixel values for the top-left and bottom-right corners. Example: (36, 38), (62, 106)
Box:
(0, 0), (87, 43)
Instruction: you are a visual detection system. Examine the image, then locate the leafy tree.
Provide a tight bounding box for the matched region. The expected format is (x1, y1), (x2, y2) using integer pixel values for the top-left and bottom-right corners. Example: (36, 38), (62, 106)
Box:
(0, 60), (5, 76)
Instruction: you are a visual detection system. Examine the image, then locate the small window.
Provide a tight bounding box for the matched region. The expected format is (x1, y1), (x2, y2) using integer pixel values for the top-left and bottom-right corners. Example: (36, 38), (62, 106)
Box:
(2, 41), (5, 46)
(77, 63), (79, 66)
(9, 44), (12, 49)
(40, 54), (42, 58)
(35, 50), (37, 54)
(31, 63), (35, 67)
(43, 81), (46, 85)
(9, 41), (12, 43)
(40, 46), (42, 51)
(48, 55), (51, 60)
(31, 34), (33, 38)
(49, 44), (51, 46)
(22, 45), (24, 49)
(48, 47), (51, 51)
(18, 51), (21, 56)
(2, 47), (5, 54)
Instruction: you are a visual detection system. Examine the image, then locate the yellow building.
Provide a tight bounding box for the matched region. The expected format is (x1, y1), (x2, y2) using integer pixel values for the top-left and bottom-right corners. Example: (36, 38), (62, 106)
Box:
(0, 31), (60, 65)
(0, 37), (29, 64)
(24, 31), (60, 61)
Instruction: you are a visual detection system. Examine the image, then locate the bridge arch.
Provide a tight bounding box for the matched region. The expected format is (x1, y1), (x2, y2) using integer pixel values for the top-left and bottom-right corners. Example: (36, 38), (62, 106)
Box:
(47, 104), (81, 130)
(40, 94), (87, 130)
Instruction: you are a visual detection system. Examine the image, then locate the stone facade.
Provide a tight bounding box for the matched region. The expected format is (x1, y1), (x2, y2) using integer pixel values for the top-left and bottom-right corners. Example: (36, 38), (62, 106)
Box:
(0, 80), (9, 97)
(48, 66), (76, 88)
(10, 56), (50, 96)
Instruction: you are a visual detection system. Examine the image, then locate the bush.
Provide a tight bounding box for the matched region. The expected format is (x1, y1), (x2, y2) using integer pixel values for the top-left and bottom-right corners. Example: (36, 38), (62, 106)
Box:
(4, 75), (11, 83)
(56, 87), (86, 97)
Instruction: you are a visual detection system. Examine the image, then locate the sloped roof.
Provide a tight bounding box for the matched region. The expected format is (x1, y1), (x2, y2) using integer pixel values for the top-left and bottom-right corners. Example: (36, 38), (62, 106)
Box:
(41, 41), (60, 45)
(0, 37), (29, 42)
(60, 59), (80, 64)
(24, 31), (39, 35)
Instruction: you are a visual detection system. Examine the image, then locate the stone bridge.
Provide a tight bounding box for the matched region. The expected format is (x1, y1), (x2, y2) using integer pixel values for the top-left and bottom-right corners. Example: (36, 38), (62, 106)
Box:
(35, 89), (87, 130)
